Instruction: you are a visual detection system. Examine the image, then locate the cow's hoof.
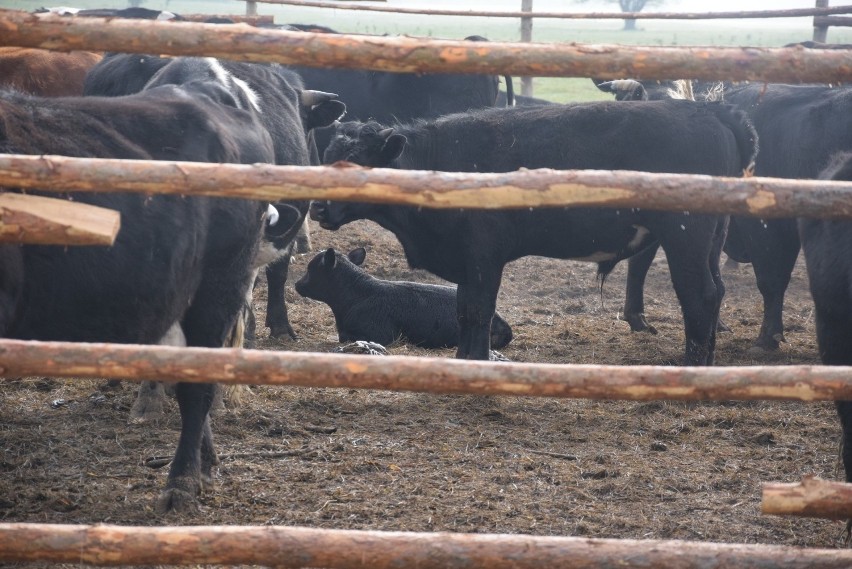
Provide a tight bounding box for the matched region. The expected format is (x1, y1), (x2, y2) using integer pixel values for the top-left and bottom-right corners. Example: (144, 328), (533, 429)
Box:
(269, 325), (297, 340)
(156, 487), (200, 515)
(129, 384), (167, 423)
(750, 334), (783, 353)
(625, 313), (658, 335)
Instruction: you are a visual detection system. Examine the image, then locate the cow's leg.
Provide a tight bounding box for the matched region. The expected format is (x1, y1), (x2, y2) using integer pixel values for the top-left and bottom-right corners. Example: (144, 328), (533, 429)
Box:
(265, 256), (297, 339)
(157, 380), (218, 513)
(130, 321), (186, 422)
(456, 265), (504, 361)
(657, 221), (721, 366)
(623, 244), (659, 334)
(157, 255), (255, 513)
(739, 219), (800, 351)
(704, 218), (728, 366)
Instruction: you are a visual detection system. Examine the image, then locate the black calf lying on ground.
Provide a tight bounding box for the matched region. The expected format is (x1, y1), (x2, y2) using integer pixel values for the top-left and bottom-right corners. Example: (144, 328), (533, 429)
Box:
(296, 247), (513, 349)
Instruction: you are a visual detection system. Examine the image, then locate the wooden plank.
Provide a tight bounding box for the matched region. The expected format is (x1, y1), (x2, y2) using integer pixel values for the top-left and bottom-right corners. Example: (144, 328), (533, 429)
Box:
(0, 193), (119, 245)
(763, 476), (852, 520)
(5, 154), (852, 219)
(1, 10), (851, 81)
(2, 339), (852, 402)
(2, 522), (852, 567)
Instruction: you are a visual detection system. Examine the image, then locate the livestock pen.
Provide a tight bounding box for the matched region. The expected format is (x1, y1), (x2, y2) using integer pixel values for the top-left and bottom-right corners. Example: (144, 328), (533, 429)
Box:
(4, 2), (852, 566)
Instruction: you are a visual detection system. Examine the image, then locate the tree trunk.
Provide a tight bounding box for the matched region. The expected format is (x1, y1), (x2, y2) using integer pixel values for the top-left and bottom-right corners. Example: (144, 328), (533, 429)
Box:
(623, 18), (637, 30)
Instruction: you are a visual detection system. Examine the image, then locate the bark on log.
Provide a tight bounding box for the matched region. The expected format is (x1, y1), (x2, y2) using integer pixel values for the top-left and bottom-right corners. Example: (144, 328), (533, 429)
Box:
(260, 1), (852, 21)
(4, 155), (852, 219)
(1, 523), (851, 567)
(0, 192), (119, 245)
(763, 476), (852, 520)
(2, 10), (851, 81)
(179, 13), (274, 24)
(1, 339), (852, 401)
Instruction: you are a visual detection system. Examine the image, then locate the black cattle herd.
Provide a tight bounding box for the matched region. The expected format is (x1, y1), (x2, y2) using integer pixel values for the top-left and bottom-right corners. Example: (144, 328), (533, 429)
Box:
(2, 10), (852, 520)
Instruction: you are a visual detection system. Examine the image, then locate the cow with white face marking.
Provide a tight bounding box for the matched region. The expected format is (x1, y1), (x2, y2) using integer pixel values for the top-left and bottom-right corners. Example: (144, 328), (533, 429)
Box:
(85, 55), (345, 343)
(315, 101), (757, 364)
(0, 54), (342, 513)
(0, 79), (275, 513)
(114, 56), (344, 422)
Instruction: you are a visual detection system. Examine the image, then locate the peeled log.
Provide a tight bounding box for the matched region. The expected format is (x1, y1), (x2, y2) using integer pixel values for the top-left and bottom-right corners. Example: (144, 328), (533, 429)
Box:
(2, 523), (852, 567)
(763, 476), (852, 520)
(1, 339), (852, 402)
(2, 10), (852, 82)
(4, 155), (852, 219)
(0, 192), (119, 245)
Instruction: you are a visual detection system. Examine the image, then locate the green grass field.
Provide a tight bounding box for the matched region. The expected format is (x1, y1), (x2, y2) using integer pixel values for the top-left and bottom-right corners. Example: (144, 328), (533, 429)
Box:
(5, 0), (851, 102)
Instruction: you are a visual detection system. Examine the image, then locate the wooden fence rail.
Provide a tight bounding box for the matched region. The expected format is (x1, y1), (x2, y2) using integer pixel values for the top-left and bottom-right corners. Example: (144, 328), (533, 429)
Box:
(255, 1), (852, 21)
(2, 523), (851, 568)
(2, 339), (852, 402)
(5, 155), (852, 219)
(763, 477), (852, 520)
(3, 11), (852, 81)
(0, 193), (119, 245)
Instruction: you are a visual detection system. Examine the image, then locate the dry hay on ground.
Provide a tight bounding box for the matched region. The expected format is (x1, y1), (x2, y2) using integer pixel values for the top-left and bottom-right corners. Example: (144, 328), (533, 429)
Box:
(0, 218), (845, 567)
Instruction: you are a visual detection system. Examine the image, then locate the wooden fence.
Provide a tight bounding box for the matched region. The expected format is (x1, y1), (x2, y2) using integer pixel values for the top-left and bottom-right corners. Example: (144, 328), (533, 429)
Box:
(3, 5), (852, 567)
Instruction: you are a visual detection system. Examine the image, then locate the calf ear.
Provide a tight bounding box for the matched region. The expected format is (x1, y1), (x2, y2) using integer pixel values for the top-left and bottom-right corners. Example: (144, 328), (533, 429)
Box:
(323, 247), (337, 268)
(307, 100), (347, 130)
(348, 247), (367, 266)
(380, 134), (407, 163)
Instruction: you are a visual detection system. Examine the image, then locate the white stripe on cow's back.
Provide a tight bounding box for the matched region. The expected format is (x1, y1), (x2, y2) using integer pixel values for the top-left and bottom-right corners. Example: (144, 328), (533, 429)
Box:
(231, 76), (262, 113)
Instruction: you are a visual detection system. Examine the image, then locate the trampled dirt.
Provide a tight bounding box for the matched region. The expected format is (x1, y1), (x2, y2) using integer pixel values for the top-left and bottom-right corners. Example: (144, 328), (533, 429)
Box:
(1, 217), (845, 565)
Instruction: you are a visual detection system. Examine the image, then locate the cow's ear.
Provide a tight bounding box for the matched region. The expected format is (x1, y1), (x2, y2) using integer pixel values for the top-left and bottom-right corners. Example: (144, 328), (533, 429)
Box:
(323, 247), (337, 268)
(348, 247), (366, 266)
(380, 134), (407, 163)
(307, 100), (347, 130)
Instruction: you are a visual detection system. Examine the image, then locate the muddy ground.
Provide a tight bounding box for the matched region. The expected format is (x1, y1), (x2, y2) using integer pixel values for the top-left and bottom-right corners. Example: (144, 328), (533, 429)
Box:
(1, 217), (846, 566)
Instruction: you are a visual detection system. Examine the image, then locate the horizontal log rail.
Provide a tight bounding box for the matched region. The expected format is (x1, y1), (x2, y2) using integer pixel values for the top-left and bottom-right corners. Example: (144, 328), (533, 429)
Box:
(1, 339), (852, 401)
(259, 1), (852, 21)
(2, 10), (852, 81)
(4, 155), (852, 219)
(763, 476), (852, 520)
(814, 15), (852, 28)
(180, 13), (274, 24)
(2, 523), (851, 568)
(0, 192), (119, 245)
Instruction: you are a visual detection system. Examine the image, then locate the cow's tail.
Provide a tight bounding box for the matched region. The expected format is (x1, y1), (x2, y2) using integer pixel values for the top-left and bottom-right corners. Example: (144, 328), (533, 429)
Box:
(711, 103), (759, 175)
(504, 75), (515, 107)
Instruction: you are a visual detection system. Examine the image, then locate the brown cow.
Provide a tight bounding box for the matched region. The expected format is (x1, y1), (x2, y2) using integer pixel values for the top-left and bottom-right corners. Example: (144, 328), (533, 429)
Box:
(0, 48), (101, 96)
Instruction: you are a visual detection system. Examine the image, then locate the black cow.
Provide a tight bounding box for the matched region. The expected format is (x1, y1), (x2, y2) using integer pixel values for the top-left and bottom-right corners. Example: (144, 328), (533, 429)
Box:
(0, 78), (279, 512)
(286, 29), (512, 155)
(295, 247), (513, 349)
(799, 153), (852, 536)
(84, 55), (345, 340)
(315, 101), (757, 364)
(496, 91), (553, 106)
(602, 81), (852, 350)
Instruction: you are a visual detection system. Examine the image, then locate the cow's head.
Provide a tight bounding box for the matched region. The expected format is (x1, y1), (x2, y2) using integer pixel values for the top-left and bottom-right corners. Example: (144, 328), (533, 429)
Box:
(323, 121), (406, 167)
(294, 247), (366, 301)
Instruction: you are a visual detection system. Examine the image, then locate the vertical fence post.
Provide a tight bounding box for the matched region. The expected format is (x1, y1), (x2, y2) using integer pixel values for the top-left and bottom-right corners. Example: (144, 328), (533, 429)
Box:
(246, 0), (258, 17)
(520, 0), (533, 97)
(814, 0), (829, 42)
